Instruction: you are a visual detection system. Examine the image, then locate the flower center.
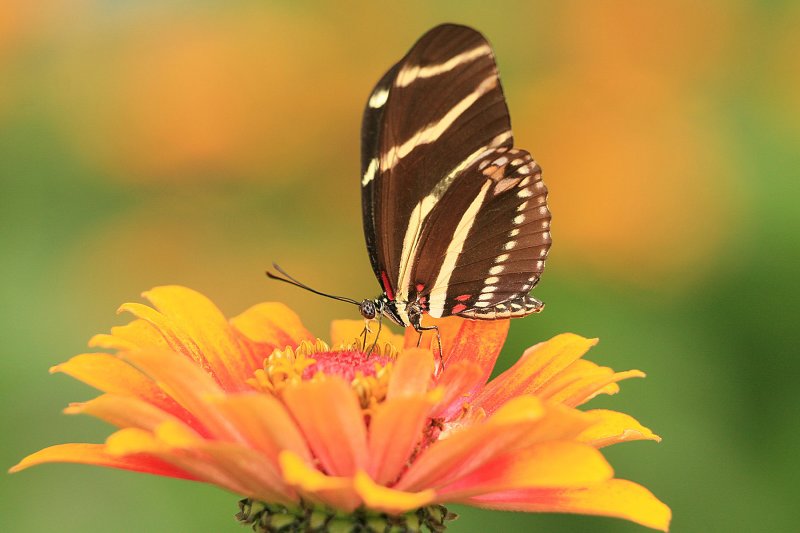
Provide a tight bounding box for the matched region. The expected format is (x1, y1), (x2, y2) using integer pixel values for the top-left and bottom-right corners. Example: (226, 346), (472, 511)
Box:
(249, 339), (399, 410)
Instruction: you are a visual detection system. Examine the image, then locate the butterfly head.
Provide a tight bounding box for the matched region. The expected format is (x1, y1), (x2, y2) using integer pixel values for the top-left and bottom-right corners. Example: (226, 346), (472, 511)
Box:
(359, 299), (378, 320)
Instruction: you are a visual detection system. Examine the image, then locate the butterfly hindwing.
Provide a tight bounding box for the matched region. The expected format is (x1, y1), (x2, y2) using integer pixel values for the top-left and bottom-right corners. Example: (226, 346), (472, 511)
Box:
(408, 148), (551, 318)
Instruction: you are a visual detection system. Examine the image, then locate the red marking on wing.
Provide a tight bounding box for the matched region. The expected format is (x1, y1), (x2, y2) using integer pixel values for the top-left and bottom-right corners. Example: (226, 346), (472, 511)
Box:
(380, 271), (395, 301)
(416, 283), (425, 292)
(455, 294), (471, 302)
(452, 303), (467, 314)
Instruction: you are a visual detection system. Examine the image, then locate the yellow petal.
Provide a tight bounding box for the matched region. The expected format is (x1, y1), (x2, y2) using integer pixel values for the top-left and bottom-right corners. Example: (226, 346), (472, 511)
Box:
(578, 409), (661, 448)
(52, 353), (193, 424)
(122, 286), (253, 391)
(279, 451), (361, 512)
(105, 428), (164, 455)
(231, 302), (313, 347)
(64, 394), (182, 431)
(354, 471), (436, 514)
(281, 379), (367, 476)
(466, 479), (671, 532)
(438, 441), (613, 500)
(474, 334), (598, 414)
(387, 348), (434, 399)
(88, 318), (171, 352)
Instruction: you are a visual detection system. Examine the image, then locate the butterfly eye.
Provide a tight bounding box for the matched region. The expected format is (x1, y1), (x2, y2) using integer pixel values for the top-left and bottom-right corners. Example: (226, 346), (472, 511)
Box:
(359, 300), (377, 320)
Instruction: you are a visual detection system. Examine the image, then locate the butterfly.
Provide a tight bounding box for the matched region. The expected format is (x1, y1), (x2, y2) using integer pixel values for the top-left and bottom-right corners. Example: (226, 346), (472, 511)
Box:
(270, 24), (551, 355)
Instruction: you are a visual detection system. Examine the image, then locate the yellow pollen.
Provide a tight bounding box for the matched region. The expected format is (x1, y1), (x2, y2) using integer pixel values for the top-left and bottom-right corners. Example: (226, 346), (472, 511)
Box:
(248, 338), (399, 413)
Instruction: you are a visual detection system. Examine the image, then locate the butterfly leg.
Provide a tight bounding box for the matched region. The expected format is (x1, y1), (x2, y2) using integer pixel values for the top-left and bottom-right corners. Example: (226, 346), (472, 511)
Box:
(414, 323), (444, 372)
(366, 313), (383, 355)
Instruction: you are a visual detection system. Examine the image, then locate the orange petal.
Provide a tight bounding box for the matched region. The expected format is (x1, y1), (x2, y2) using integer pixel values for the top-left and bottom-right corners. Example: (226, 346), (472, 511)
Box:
(430, 360), (484, 419)
(407, 317), (509, 382)
(106, 426), (292, 503)
(120, 349), (243, 442)
(9, 442), (195, 479)
(64, 394), (184, 431)
(121, 286), (251, 391)
(52, 353), (196, 428)
(387, 348), (434, 399)
(209, 393), (312, 463)
(398, 397), (599, 493)
(396, 396), (546, 492)
(354, 471), (436, 514)
(281, 379), (367, 476)
(466, 479), (672, 532)
(578, 409), (661, 448)
(368, 395), (435, 485)
(330, 319), (405, 351)
(474, 334), (598, 414)
(279, 451), (361, 512)
(438, 442), (613, 500)
(404, 316), (464, 355)
(185, 440), (295, 504)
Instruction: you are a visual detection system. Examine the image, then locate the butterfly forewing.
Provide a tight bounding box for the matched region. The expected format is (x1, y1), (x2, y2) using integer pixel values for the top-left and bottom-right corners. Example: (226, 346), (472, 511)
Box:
(361, 24), (513, 303)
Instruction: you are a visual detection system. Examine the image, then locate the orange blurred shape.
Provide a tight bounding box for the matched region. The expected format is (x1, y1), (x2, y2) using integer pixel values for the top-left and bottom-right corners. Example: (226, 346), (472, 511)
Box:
(514, 1), (746, 287)
(49, 6), (358, 182)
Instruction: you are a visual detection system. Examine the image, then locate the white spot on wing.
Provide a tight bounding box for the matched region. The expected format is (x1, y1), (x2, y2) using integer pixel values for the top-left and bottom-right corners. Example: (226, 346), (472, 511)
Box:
(368, 87), (389, 108)
(495, 253), (510, 263)
(513, 214), (525, 225)
(361, 158), (378, 186)
(490, 265), (504, 275)
(504, 240), (517, 250)
(484, 276), (499, 284)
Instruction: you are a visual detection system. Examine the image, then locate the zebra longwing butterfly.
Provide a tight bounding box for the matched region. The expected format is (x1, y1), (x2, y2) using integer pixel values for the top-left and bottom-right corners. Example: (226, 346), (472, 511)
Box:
(270, 24), (551, 349)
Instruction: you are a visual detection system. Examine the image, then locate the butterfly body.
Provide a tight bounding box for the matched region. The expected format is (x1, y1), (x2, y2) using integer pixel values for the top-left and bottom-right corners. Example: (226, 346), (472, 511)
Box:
(359, 24), (551, 334)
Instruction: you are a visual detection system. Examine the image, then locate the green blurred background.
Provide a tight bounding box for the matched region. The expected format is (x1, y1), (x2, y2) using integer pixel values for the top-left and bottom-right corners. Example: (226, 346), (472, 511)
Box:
(2, 1), (798, 531)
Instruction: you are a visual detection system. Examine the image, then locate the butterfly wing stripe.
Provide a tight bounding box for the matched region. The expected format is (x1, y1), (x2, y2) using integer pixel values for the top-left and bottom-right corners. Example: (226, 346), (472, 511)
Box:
(393, 131), (512, 307)
(427, 180), (493, 317)
(395, 43), (493, 87)
(380, 74), (498, 171)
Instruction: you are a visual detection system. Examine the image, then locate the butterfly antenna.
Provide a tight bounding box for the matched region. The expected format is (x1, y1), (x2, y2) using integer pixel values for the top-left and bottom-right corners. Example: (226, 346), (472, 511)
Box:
(267, 263), (361, 306)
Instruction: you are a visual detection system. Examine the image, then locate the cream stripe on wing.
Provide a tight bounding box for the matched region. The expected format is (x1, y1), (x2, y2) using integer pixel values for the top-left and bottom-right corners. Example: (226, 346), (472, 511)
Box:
(394, 44), (493, 88)
(394, 131), (512, 308)
(380, 75), (498, 171)
(428, 180), (492, 317)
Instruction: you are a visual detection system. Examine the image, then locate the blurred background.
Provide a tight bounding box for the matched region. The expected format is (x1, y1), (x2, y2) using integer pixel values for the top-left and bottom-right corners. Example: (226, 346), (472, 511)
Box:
(2, 1), (798, 531)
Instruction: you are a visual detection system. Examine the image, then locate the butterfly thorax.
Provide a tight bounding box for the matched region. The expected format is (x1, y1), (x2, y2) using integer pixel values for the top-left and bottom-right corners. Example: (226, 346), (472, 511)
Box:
(359, 294), (424, 329)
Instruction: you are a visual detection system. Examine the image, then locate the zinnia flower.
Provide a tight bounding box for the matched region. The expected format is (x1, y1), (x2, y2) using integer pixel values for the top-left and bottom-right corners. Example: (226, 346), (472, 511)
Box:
(11, 286), (670, 531)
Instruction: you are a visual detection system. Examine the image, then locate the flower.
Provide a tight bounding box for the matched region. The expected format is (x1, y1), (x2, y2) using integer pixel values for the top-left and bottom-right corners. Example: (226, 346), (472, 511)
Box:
(11, 286), (671, 531)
